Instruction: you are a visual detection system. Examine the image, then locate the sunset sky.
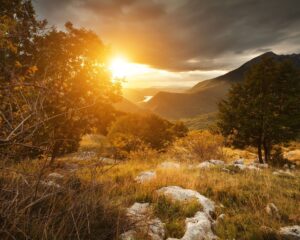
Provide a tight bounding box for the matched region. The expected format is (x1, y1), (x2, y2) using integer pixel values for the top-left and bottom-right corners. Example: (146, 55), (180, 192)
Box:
(34, 0), (300, 88)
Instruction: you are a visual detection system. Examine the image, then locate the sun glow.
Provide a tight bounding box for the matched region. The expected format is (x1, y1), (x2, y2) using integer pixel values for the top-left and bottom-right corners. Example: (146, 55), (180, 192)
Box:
(109, 56), (151, 80)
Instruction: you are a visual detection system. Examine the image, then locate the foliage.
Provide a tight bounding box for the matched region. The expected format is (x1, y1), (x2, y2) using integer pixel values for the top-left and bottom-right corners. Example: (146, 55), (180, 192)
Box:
(168, 130), (225, 162)
(0, 0), (120, 162)
(218, 56), (300, 163)
(107, 113), (188, 158)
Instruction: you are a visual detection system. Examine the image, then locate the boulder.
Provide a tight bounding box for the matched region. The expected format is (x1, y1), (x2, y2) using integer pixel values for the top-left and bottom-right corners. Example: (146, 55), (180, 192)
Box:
(246, 165), (261, 171)
(279, 225), (300, 240)
(157, 186), (215, 215)
(196, 161), (214, 169)
(159, 162), (180, 169)
(135, 171), (156, 183)
(121, 203), (165, 240)
(167, 211), (218, 240)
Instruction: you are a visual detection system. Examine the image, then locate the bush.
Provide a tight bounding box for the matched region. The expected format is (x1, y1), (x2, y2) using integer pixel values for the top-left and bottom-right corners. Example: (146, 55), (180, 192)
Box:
(168, 130), (225, 162)
(108, 113), (188, 158)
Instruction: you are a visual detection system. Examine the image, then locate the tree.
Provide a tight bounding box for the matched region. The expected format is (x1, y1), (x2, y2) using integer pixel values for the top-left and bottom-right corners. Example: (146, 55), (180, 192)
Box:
(0, 1), (120, 162)
(218, 57), (300, 163)
(108, 113), (188, 157)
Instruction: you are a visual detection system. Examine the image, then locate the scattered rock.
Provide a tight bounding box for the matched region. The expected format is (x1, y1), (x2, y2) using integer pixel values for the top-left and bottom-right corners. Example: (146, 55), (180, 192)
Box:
(279, 225), (300, 240)
(196, 161), (214, 169)
(265, 203), (280, 218)
(159, 162), (180, 169)
(233, 159), (244, 165)
(119, 230), (137, 240)
(233, 164), (247, 170)
(167, 211), (218, 240)
(157, 186), (215, 215)
(251, 163), (269, 168)
(135, 171), (156, 183)
(122, 203), (165, 240)
(48, 172), (64, 179)
(273, 170), (295, 178)
(246, 165), (261, 171)
(209, 160), (225, 165)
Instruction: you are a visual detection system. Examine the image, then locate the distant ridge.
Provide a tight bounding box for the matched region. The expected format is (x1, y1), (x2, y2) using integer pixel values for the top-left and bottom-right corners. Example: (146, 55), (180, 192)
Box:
(144, 52), (300, 119)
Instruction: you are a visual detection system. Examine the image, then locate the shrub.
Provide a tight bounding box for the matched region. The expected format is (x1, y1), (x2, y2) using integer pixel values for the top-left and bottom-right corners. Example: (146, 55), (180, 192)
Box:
(108, 113), (188, 157)
(168, 130), (225, 162)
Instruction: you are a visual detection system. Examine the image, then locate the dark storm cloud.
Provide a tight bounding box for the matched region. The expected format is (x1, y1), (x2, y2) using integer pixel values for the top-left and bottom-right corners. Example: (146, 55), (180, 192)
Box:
(34, 0), (300, 71)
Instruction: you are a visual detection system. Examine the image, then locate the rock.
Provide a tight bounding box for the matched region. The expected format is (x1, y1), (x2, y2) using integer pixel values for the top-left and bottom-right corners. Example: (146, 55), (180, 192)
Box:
(119, 230), (137, 240)
(246, 165), (261, 171)
(279, 225), (300, 240)
(233, 159), (244, 165)
(284, 164), (289, 169)
(167, 211), (218, 240)
(157, 186), (215, 215)
(265, 203), (279, 218)
(221, 168), (231, 173)
(135, 171), (156, 183)
(48, 172), (64, 179)
(159, 162), (180, 169)
(233, 164), (247, 170)
(291, 164), (296, 170)
(196, 161), (214, 169)
(123, 203), (165, 240)
(273, 170), (295, 178)
(209, 160), (225, 165)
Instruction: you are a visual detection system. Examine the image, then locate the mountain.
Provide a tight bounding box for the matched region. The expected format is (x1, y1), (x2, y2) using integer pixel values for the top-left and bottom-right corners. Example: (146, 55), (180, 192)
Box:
(113, 97), (144, 114)
(144, 52), (300, 119)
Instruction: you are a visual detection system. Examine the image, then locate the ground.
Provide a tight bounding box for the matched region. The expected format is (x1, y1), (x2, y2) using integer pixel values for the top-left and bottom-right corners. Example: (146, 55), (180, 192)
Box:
(1, 136), (299, 240)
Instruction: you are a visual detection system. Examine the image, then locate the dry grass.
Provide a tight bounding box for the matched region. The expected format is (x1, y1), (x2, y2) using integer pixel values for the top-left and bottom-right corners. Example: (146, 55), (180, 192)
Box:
(1, 134), (299, 239)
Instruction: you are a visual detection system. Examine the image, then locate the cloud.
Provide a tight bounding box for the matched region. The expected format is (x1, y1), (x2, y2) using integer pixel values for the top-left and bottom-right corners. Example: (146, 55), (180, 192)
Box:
(34, 0), (300, 72)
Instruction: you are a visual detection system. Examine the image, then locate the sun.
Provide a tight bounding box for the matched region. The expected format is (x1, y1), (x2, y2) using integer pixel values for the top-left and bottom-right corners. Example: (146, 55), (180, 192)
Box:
(109, 56), (130, 79)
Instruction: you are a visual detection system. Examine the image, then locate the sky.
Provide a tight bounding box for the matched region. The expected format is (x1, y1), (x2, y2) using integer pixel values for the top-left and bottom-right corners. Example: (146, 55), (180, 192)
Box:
(33, 0), (300, 88)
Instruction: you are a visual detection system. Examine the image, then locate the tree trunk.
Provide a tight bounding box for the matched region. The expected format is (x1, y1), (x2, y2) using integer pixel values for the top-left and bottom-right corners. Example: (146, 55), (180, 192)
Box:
(257, 143), (263, 163)
(263, 141), (271, 163)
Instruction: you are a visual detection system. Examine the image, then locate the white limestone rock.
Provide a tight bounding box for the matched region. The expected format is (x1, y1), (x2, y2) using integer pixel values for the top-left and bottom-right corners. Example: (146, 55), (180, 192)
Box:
(279, 225), (300, 240)
(196, 161), (214, 169)
(157, 186), (215, 215)
(167, 212), (218, 240)
(122, 203), (165, 240)
(209, 160), (225, 165)
(135, 171), (156, 183)
(233, 159), (244, 165)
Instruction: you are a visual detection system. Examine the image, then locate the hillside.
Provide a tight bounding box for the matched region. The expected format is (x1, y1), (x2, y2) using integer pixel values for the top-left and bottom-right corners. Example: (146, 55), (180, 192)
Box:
(144, 52), (300, 119)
